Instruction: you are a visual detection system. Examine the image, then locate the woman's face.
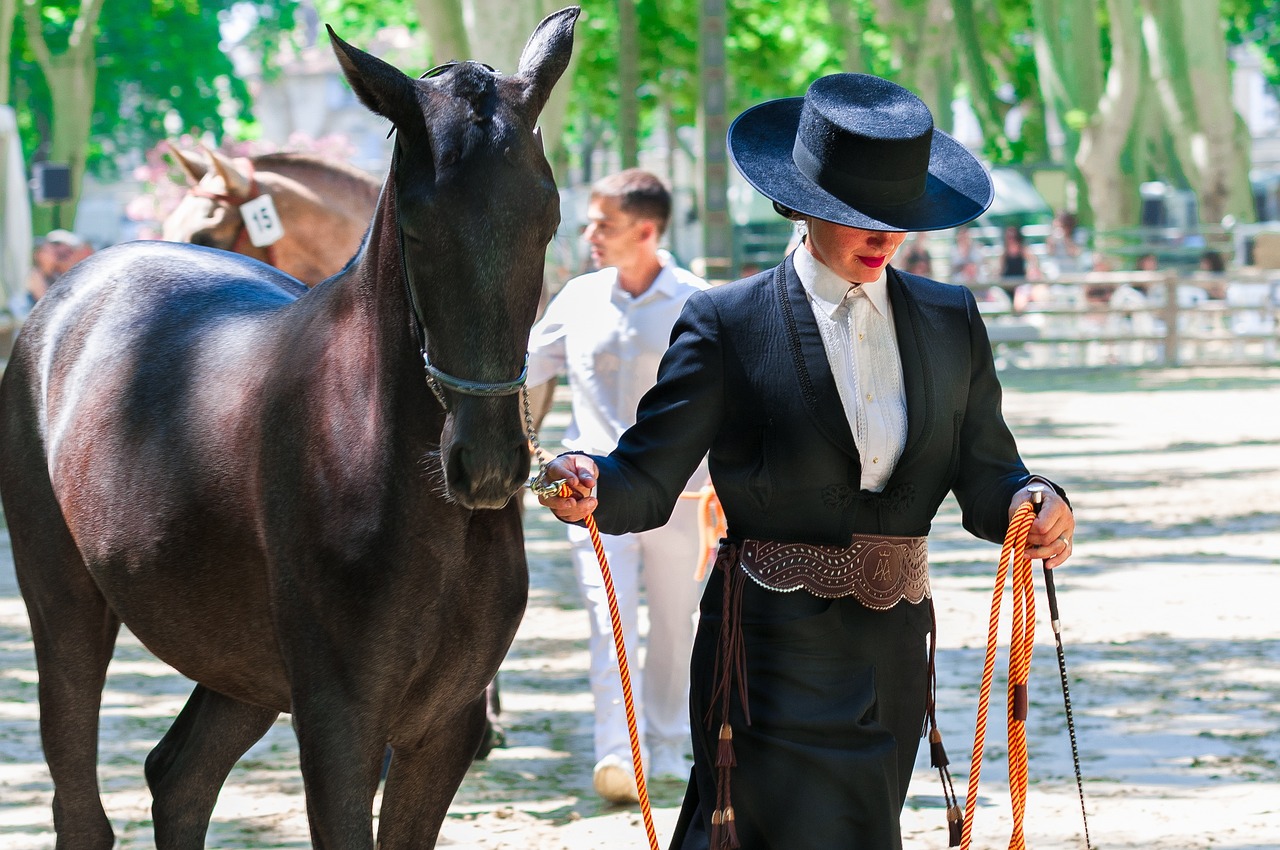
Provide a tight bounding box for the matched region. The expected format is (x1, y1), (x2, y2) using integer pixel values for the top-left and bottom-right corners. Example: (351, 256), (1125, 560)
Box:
(803, 218), (908, 284)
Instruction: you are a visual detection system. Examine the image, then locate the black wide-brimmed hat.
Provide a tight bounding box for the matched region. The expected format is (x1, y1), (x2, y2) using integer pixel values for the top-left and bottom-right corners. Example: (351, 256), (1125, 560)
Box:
(728, 73), (994, 232)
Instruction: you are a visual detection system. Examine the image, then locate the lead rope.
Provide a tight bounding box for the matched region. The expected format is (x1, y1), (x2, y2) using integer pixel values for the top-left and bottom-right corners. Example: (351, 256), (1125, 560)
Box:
(962, 495), (1093, 850)
(523, 389), (662, 850)
(960, 500), (1037, 850)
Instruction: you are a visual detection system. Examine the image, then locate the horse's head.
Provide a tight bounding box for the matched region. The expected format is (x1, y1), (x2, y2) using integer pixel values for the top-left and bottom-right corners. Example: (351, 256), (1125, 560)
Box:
(161, 146), (259, 252)
(329, 7), (578, 510)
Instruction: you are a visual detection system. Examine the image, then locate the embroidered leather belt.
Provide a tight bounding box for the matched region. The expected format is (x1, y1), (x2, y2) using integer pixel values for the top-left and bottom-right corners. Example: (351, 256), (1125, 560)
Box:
(738, 534), (930, 609)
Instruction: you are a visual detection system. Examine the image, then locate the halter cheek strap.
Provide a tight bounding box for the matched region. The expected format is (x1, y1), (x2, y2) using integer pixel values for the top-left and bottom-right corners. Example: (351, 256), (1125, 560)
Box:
(385, 140), (528, 411)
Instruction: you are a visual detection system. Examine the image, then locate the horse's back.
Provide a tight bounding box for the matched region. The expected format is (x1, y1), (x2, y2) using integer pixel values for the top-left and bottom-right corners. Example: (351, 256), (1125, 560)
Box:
(0, 240), (304, 538)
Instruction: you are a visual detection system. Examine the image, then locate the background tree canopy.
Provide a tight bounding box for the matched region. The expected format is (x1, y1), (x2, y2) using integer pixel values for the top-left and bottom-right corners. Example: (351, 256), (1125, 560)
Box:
(4, 0), (1277, 236)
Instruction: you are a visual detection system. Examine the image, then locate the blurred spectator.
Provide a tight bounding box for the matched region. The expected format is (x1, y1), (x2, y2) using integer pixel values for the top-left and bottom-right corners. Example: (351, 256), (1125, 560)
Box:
(1199, 249), (1225, 273)
(947, 224), (983, 283)
(1136, 252), (1159, 272)
(1197, 249), (1228, 300)
(902, 233), (933, 276)
(999, 225), (1039, 280)
(1041, 211), (1091, 277)
(15, 231), (93, 320)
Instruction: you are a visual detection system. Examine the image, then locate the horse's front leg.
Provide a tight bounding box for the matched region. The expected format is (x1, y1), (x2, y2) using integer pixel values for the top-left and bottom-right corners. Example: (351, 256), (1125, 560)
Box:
(375, 692), (490, 849)
(289, 665), (388, 850)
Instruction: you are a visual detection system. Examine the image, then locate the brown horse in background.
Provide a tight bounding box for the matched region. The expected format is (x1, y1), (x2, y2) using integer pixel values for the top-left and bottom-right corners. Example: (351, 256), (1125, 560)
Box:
(162, 147), (381, 286)
(0, 8), (579, 849)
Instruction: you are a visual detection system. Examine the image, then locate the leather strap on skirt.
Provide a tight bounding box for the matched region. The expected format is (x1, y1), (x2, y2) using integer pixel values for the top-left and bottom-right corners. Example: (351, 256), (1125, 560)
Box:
(705, 534), (947, 850)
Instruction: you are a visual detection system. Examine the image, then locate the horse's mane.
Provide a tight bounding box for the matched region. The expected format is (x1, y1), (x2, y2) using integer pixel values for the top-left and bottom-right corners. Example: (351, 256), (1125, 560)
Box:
(250, 151), (380, 190)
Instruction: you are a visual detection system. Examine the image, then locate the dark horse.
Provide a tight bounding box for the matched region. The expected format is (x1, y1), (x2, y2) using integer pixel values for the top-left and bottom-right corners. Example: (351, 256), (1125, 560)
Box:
(0, 8), (578, 849)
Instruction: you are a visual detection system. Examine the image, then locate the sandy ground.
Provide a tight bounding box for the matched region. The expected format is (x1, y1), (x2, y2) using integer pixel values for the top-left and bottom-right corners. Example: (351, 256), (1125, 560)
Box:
(1, 365), (1278, 849)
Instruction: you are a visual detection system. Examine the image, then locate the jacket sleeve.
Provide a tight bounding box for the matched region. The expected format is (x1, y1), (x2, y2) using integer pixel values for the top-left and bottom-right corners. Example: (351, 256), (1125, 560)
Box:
(590, 289), (725, 535)
(950, 286), (1057, 543)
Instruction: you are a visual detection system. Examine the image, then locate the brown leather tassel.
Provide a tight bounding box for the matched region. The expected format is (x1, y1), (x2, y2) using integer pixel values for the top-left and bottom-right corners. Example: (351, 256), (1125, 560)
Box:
(723, 806), (741, 848)
(947, 804), (963, 847)
(716, 723), (736, 768)
(929, 727), (949, 768)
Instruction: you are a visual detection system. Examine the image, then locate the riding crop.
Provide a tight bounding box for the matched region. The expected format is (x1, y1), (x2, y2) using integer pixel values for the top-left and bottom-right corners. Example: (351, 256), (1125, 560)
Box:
(960, 488), (1091, 850)
(1030, 486), (1093, 850)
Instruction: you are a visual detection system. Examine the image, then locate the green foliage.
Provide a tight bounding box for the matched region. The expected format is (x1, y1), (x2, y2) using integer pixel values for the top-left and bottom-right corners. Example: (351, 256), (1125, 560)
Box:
(1222, 0), (1280, 90)
(564, 0), (883, 161)
(9, 0), (298, 178)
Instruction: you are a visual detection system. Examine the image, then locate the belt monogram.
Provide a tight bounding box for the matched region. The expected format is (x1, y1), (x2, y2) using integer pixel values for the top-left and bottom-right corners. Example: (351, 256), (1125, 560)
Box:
(738, 534), (930, 609)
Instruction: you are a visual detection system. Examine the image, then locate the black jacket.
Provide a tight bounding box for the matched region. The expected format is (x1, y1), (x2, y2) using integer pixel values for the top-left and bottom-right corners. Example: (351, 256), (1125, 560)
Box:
(592, 253), (1044, 546)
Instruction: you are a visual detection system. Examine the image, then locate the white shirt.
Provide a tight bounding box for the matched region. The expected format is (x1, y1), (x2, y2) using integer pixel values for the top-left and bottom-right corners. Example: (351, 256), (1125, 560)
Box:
(793, 246), (907, 492)
(527, 253), (710, 459)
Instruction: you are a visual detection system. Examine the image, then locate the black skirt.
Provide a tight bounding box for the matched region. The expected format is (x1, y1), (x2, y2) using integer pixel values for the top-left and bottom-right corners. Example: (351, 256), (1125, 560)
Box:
(670, 567), (932, 850)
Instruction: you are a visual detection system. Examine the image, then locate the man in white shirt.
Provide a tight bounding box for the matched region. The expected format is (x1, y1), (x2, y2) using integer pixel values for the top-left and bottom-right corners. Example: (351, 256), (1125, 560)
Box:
(526, 169), (709, 803)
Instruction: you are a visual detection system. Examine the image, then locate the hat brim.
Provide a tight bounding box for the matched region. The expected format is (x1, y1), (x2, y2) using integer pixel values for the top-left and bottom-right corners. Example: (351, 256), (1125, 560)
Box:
(728, 97), (994, 232)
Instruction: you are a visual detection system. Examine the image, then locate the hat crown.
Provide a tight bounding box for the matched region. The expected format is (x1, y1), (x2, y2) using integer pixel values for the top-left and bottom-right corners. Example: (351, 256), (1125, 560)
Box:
(793, 74), (934, 207)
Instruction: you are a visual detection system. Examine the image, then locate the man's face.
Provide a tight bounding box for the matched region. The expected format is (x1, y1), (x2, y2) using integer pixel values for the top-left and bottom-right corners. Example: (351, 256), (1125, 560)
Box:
(804, 218), (907, 285)
(583, 196), (646, 270)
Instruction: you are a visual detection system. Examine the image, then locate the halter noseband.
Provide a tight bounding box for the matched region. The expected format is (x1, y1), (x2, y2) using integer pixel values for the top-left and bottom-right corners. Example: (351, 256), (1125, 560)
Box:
(422, 355), (529, 409)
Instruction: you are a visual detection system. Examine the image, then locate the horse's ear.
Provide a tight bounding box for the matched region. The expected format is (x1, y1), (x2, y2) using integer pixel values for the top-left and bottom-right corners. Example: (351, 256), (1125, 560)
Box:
(201, 144), (253, 200)
(165, 142), (207, 187)
(514, 6), (580, 118)
(327, 26), (421, 134)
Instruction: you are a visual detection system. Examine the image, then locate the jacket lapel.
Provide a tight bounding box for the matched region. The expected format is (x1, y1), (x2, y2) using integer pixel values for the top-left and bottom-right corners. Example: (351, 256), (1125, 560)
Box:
(776, 255), (859, 460)
(887, 268), (932, 460)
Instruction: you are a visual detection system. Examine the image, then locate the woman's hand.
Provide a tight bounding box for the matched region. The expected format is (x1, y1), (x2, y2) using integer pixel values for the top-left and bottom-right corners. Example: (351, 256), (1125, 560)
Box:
(1011, 482), (1074, 569)
(534, 454), (600, 523)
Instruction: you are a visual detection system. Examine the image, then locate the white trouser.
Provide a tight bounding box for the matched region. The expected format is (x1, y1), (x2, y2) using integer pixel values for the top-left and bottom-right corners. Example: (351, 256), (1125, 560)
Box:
(568, 495), (706, 764)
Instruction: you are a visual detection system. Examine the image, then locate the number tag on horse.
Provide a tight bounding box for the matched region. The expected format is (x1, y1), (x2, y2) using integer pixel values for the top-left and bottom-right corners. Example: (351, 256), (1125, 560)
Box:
(240, 195), (285, 247)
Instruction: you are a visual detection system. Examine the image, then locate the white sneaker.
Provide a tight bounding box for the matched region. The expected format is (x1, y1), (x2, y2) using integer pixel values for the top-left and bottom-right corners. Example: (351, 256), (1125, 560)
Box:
(649, 741), (690, 781)
(592, 753), (640, 803)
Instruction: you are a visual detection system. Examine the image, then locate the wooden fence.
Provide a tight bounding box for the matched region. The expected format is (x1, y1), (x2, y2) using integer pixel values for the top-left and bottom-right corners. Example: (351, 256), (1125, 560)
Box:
(970, 270), (1279, 369)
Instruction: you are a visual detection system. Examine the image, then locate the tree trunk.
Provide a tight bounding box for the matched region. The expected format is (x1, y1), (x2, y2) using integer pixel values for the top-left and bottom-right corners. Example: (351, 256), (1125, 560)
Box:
(698, 0), (731, 281)
(413, 0), (469, 64)
(1, 0), (16, 104)
(825, 0), (865, 73)
(617, 0), (639, 169)
(1141, 0), (1254, 225)
(1073, 0), (1143, 232)
(21, 0), (106, 228)
(866, 0), (952, 120)
(1031, 0), (1106, 223)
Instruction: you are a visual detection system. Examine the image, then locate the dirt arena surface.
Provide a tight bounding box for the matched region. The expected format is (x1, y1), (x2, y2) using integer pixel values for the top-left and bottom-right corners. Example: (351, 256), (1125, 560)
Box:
(1, 365), (1277, 849)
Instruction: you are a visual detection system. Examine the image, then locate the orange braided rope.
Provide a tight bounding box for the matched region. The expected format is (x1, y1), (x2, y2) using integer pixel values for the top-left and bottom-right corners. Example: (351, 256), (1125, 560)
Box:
(558, 482), (662, 850)
(960, 500), (1037, 850)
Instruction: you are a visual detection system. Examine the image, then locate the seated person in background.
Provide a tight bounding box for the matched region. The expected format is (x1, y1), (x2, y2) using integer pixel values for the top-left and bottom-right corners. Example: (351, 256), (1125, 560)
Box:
(1199, 250), (1226, 273)
(1041, 211), (1092, 277)
(947, 224), (982, 283)
(999, 225), (1040, 280)
(902, 233), (933, 276)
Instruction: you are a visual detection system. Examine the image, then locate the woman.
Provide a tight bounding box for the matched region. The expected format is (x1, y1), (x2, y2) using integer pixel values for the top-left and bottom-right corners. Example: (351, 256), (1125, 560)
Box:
(538, 73), (1074, 850)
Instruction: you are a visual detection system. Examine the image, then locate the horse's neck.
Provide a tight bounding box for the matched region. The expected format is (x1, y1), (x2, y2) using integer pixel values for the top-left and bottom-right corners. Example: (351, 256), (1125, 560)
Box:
(315, 188), (422, 378)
